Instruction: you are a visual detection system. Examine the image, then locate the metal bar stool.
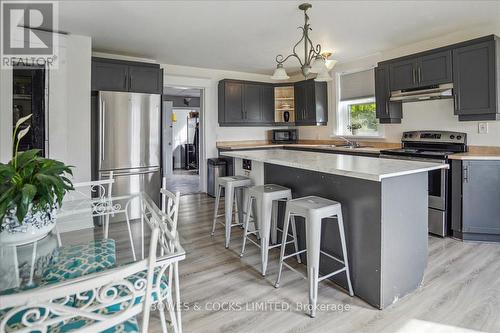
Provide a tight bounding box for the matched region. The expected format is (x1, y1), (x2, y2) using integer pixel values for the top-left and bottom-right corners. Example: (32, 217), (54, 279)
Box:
(211, 175), (253, 248)
(275, 196), (354, 318)
(240, 184), (301, 276)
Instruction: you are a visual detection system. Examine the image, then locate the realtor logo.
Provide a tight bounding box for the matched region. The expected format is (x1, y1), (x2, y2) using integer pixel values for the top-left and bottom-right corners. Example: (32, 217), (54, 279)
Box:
(1, 1), (58, 68)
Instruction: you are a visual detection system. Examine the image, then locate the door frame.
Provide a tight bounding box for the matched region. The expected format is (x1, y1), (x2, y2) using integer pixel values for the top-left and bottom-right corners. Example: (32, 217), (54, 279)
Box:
(162, 74), (209, 193)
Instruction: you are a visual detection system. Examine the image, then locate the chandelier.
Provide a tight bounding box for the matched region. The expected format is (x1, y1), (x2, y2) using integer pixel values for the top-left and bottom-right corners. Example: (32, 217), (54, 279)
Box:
(271, 3), (336, 81)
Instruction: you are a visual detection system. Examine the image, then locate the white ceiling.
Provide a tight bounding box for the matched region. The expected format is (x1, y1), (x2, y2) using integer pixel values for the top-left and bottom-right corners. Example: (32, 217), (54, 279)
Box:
(58, 0), (500, 74)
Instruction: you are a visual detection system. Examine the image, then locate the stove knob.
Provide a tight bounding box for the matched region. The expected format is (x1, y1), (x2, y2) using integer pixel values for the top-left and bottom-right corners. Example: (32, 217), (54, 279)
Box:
(403, 134), (408, 138)
(408, 134), (413, 138)
(457, 135), (462, 140)
(450, 135), (455, 139)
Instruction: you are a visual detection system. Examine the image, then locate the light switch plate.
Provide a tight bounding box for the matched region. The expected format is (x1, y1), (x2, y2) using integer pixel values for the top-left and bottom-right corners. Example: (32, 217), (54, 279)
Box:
(478, 122), (488, 134)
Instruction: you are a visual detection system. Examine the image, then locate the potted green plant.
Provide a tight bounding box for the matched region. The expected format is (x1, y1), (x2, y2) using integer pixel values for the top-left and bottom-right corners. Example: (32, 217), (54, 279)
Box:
(347, 123), (362, 136)
(0, 115), (73, 245)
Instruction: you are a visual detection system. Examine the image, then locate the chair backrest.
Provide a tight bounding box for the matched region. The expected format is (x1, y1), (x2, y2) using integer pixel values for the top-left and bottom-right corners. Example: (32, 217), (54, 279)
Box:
(160, 186), (180, 235)
(0, 247), (159, 333)
(68, 171), (115, 201)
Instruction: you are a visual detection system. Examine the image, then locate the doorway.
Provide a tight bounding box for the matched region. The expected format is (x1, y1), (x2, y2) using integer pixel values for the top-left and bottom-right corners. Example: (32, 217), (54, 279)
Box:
(162, 87), (202, 195)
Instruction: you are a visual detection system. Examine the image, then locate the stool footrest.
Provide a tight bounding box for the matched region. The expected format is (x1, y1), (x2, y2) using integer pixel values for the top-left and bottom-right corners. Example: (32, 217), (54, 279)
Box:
(283, 249), (307, 260)
(269, 239), (296, 249)
(318, 267), (347, 282)
(216, 221), (244, 228)
(320, 250), (345, 265)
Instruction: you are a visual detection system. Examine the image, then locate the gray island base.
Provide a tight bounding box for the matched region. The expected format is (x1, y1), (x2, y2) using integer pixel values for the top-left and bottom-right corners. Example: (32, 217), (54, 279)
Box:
(221, 150), (448, 309)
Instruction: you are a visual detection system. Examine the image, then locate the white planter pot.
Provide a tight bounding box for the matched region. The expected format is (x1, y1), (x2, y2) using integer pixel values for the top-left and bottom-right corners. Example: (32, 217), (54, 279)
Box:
(0, 204), (58, 246)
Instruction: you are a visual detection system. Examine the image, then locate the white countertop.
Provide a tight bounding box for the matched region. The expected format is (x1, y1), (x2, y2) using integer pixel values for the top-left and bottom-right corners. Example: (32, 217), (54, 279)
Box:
(222, 149), (448, 182)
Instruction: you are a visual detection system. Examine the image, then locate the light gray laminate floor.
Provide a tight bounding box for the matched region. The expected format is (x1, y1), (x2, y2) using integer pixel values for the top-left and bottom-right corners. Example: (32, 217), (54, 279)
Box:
(65, 194), (500, 333)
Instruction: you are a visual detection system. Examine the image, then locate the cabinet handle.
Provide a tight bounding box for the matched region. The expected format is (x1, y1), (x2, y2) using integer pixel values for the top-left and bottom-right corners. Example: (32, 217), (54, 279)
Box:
(124, 75), (127, 89)
(463, 165), (469, 183)
(129, 75), (132, 89)
(418, 67), (422, 83)
(412, 68), (416, 84)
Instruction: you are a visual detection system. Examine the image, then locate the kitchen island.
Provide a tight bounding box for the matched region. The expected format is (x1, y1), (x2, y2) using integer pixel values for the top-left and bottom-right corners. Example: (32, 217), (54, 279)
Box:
(221, 149), (448, 309)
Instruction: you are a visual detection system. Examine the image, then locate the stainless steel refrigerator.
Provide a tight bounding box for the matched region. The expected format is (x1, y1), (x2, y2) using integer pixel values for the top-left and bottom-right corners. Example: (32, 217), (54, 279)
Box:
(96, 91), (161, 219)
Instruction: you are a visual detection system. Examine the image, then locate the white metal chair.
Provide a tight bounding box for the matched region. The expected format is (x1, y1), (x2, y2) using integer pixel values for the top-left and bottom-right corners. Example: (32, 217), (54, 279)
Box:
(0, 195), (185, 333)
(0, 229), (167, 333)
(159, 182), (182, 333)
(59, 172), (140, 261)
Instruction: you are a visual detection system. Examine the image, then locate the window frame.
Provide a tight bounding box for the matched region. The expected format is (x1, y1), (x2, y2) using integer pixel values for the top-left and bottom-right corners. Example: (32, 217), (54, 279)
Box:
(334, 69), (384, 139)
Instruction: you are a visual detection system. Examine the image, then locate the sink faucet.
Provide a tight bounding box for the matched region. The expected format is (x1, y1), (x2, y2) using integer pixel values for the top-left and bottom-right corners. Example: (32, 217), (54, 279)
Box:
(338, 136), (360, 148)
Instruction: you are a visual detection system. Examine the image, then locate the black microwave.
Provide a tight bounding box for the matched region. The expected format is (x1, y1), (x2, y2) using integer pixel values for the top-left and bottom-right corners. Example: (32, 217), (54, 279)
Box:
(272, 129), (298, 144)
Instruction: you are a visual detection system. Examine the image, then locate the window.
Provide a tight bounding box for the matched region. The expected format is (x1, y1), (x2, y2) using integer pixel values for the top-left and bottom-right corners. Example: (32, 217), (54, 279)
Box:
(336, 69), (381, 137)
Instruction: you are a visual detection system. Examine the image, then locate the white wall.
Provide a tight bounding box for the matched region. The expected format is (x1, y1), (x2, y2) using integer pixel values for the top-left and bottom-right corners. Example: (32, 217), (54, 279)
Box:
(48, 34), (92, 182)
(299, 24), (500, 146)
(0, 34), (92, 181)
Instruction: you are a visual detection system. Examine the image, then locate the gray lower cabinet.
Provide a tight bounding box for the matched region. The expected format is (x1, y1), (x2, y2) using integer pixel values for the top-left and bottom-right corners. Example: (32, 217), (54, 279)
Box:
(91, 57), (162, 94)
(375, 64), (402, 123)
(451, 159), (500, 241)
(453, 39), (499, 121)
(218, 79), (274, 126)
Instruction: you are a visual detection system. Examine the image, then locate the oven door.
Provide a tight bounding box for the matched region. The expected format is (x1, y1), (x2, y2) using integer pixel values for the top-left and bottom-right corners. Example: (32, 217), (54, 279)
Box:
(380, 154), (447, 210)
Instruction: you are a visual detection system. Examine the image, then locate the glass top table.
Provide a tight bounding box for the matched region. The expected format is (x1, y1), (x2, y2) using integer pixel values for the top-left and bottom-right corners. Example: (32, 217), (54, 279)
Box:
(0, 192), (185, 294)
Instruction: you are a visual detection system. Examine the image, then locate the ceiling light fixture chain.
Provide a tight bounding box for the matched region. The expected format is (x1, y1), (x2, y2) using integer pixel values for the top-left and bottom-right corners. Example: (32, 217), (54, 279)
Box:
(271, 3), (334, 81)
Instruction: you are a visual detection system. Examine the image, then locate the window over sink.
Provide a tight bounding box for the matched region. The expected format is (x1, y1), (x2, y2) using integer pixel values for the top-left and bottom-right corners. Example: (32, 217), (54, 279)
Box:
(336, 68), (381, 137)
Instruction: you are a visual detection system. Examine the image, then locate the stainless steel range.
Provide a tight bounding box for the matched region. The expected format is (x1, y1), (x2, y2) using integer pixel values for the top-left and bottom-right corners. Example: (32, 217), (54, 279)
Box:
(380, 131), (467, 237)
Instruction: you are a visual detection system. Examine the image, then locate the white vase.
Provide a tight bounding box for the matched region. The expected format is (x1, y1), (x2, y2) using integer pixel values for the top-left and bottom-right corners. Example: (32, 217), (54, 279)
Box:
(0, 204), (58, 246)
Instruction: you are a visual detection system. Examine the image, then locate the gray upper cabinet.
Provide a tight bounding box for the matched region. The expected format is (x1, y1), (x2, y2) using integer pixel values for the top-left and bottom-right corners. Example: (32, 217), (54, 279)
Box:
(243, 83), (263, 122)
(453, 39), (499, 121)
(389, 51), (452, 90)
(380, 35), (499, 122)
(294, 79), (328, 125)
(91, 57), (162, 94)
(91, 60), (129, 92)
(375, 65), (402, 123)
(218, 80), (274, 126)
(418, 50), (452, 86)
(222, 81), (244, 124)
(261, 85), (275, 123)
(389, 59), (417, 90)
(128, 65), (163, 94)
(218, 78), (326, 126)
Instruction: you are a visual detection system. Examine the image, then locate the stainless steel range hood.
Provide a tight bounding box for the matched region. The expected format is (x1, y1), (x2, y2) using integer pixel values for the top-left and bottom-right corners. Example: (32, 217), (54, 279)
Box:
(390, 83), (453, 102)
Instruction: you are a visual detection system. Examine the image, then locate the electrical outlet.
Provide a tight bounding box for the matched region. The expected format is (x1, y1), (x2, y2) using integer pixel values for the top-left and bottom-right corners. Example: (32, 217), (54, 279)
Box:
(478, 122), (488, 134)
